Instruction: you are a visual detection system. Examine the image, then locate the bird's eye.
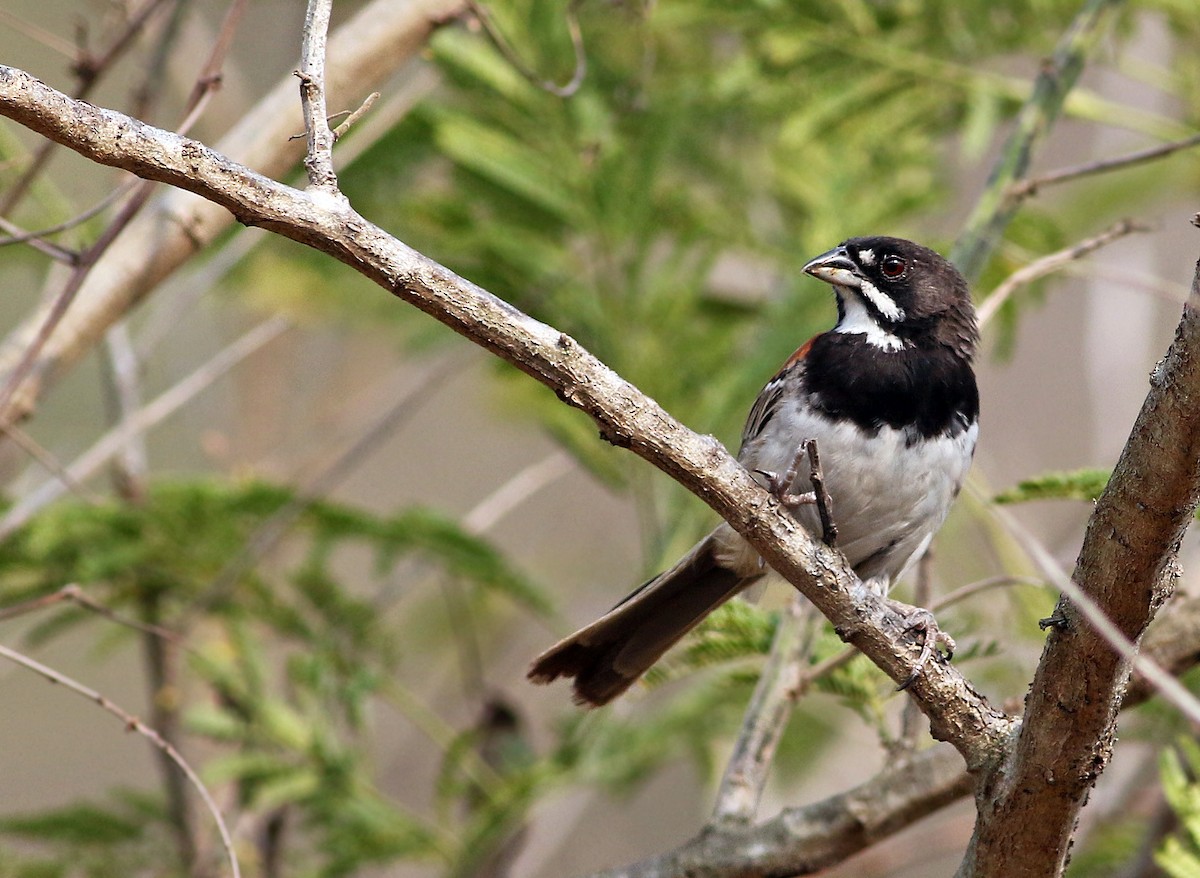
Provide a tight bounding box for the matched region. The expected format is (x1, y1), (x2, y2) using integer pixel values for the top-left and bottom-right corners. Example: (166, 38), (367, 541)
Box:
(880, 255), (907, 278)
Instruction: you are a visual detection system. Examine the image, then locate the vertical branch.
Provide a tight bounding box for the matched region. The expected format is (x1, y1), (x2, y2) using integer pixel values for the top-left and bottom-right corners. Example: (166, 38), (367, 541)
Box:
(297, 0), (340, 193)
(958, 226), (1200, 876)
(711, 595), (817, 825)
(101, 322), (200, 875)
(950, 0), (1124, 282)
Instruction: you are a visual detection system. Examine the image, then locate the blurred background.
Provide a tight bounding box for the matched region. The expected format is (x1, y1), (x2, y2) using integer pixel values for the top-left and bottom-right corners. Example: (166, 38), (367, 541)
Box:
(1, 1), (1199, 876)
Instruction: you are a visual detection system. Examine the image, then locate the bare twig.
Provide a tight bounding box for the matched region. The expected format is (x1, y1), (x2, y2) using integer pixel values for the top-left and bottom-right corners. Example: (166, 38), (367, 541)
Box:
(462, 451), (574, 535)
(0, 584), (182, 642)
(802, 438), (837, 546)
(1009, 131), (1200, 201)
(0, 20), (233, 431)
(0, 183), (135, 249)
(977, 219), (1149, 327)
(466, 0), (587, 98)
(0, 642), (240, 878)
(0, 0), (462, 430)
(332, 91), (381, 141)
(287, 92), (382, 143)
(0, 421), (100, 503)
(0, 182), (158, 425)
(102, 322), (149, 500)
(0, 317), (289, 539)
(297, 0), (340, 192)
(0, 0), (174, 217)
(0, 215), (79, 262)
(984, 498), (1200, 726)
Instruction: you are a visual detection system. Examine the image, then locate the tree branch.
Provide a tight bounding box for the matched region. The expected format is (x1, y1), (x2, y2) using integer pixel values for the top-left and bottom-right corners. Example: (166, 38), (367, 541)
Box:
(581, 590), (1200, 878)
(0, 64), (1013, 768)
(958, 228), (1200, 876)
(297, 0), (340, 192)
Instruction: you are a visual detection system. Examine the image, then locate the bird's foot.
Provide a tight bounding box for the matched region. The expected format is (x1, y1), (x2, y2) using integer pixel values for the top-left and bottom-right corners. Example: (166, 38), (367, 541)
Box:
(888, 600), (955, 691)
(755, 439), (838, 545)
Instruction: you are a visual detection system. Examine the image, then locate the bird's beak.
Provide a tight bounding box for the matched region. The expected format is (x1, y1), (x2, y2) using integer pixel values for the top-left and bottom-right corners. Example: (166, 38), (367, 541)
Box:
(803, 246), (860, 287)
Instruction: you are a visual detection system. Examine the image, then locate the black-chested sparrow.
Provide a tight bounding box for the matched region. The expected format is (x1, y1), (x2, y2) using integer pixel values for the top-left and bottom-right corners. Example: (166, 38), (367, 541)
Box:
(529, 237), (979, 706)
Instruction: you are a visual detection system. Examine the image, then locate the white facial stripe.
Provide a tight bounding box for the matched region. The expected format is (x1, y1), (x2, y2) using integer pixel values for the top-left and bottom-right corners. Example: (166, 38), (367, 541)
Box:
(858, 277), (905, 322)
(834, 289), (907, 351)
(858, 248), (875, 266)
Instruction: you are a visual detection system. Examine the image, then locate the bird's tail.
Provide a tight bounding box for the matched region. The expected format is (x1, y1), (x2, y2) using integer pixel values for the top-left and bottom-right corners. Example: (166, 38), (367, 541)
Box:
(527, 534), (759, 706)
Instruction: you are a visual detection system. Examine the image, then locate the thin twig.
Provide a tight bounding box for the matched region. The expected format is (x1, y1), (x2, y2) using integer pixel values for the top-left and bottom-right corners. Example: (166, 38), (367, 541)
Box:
(462, 451), (574, 535)
(0, 317), (289, 540)
(786, 572), (1049, 704)
(1009, 131), (1200, 201)
(0, 27), (232, 430)
(932, 574), (1046, 612)
(978, 219), (1149, 327)
(130, 0), (193, 121)
(102, 322), (149, 500)
(0, 0), (174, 217)
(0, 642), (240, 878)
(0, 215), (78, 262)
(0, 183), (135, 249)
(802, 438), (837, 546)
(466, 0), (587, 98)
(297, 0), (339, 191)
(186, 356), (460, 622)
(0, 584), (182, 642)
(0, 422), (100, 503)
(0, 182), (158, 424)
(332, 91), (380, 142)
(983, 491), (1200, 727)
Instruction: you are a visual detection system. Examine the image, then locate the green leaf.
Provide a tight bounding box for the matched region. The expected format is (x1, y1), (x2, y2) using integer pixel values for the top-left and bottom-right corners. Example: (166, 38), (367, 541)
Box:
(994, 468), (1111, 504)
(0, 805), (141, 846)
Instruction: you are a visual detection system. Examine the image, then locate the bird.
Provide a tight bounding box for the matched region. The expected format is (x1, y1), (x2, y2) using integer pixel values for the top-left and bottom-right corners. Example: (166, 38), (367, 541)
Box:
(528, 236), (980, 706)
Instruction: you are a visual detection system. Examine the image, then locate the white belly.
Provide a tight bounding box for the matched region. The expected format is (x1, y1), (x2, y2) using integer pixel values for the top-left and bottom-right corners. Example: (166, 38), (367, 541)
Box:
(727, 403), (977, 589)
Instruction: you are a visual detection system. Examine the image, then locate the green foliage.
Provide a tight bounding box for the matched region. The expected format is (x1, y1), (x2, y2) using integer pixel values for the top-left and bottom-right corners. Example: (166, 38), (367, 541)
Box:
(1158, 739), (1200, 877)
(0, 791), (175, 878)
(0, 479), (548, 876)
(994, 468), (1112, 504)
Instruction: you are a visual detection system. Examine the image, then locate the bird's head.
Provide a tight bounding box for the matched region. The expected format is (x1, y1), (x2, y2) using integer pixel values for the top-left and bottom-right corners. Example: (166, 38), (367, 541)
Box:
(803, 236), (977, 358)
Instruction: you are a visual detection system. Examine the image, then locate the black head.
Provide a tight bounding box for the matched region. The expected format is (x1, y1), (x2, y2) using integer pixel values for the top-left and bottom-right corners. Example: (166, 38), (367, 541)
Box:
(803, 236), (978, 360)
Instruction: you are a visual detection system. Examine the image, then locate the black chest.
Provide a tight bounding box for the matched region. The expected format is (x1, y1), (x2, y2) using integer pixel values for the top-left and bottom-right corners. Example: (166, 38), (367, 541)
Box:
(803, 333), (979, 442)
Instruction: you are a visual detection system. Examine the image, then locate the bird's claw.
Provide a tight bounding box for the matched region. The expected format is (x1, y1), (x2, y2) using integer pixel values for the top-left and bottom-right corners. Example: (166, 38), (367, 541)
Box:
(890, 602), (955, 691)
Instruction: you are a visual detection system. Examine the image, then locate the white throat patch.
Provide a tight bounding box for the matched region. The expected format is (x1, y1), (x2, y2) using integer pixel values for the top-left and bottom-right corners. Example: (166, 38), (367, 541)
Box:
(835, 288), (907, 351)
